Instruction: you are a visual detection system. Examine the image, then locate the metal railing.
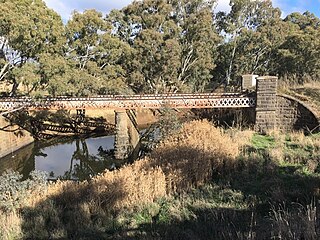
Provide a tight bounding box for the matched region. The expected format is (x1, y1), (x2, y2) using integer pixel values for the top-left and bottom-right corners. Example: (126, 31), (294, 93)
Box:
(0, 93), (256, 111)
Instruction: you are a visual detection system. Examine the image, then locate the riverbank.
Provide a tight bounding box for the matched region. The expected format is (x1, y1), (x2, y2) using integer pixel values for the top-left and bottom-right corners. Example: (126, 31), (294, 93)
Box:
(0, 116), (34, 159)
(1, 120), (319, 239)
(0, 108), (158, 160)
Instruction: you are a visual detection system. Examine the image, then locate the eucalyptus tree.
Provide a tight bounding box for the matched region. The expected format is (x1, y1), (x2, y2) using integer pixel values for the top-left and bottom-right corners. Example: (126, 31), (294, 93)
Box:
(0, 0), (65, 95)
(214, 0), (281, 86)
(276, 12), (320, 82)
(230, 7), (287, 77)
(285, 11), (320, 30)
(108, 0), (220, 93)
(64, 9), (133, 96)
(173, 0), (220, 92)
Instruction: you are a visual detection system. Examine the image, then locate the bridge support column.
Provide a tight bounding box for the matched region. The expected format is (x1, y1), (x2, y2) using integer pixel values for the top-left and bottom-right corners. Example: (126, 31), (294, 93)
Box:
(255, 76), (278, 133)
(114, 110), (140, 160)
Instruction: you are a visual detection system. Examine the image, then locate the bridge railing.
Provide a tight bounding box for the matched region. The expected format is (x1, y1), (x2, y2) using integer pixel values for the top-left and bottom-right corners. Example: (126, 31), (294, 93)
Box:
(0, 93), (256, 111)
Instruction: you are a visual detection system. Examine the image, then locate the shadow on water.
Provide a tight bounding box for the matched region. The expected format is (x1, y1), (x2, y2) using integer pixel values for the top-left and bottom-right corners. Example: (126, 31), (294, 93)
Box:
(0, 135), (129, 181)
(0, 143), (35, 178)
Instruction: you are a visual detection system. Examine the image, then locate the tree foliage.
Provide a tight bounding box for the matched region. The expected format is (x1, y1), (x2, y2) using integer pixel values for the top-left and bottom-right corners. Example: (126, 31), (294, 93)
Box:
(0, 0), (65, 95)
(0, 0), (319, 96)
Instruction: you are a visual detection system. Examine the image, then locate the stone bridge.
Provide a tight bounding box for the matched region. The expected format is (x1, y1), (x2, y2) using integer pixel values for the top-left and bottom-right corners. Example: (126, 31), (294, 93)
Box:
(0, 76), (319, 159)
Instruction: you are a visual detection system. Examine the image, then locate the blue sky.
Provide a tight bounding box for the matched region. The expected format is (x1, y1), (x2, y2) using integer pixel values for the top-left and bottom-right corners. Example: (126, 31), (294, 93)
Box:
(273, 0), (320, 17)
(43, 0), (320, 22)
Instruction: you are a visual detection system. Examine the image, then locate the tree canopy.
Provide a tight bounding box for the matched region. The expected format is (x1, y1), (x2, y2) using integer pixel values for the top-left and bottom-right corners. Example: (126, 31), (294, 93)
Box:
(0, 0), (319, 96)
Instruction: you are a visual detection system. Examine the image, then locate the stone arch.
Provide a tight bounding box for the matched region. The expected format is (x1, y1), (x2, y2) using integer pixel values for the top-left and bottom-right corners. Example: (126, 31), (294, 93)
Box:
(276, 94), (319, 133)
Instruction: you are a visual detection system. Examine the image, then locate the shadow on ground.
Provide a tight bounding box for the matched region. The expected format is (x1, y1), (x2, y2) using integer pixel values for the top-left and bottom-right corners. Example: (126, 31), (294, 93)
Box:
(18, 145), (320, 239)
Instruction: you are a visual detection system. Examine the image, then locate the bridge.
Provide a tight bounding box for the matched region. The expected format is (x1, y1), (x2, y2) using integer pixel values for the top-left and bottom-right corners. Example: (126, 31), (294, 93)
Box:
(0, 93), (255, 112)
(0, 92), (255, 160)
(0, 76), (318, 160)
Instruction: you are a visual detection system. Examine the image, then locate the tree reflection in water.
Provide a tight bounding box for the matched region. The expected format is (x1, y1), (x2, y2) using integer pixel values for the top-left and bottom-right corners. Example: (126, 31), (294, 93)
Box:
(55, 138), (121, 181)
(0, 136), (127, 181)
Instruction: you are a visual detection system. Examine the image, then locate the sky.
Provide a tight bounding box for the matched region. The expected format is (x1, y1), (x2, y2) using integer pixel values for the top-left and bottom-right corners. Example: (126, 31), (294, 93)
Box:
(43, 0), (320, 22)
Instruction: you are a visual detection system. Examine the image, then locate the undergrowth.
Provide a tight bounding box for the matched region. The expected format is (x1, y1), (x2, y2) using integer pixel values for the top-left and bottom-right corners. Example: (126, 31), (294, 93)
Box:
(0, 120), (319, 239)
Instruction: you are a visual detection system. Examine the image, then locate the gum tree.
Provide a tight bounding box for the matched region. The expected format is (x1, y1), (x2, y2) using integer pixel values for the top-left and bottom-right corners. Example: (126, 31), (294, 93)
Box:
(64, 9), (133, 96)
(0, 0), (65, 95)
(108, 0), (220, 93)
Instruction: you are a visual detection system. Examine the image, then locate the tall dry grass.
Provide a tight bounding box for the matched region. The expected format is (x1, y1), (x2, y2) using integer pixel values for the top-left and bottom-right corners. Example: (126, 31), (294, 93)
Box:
(0, 212), (22, 240)
(42, 160), (166, 211)
(145, 120), (253, 193)
(44, 120), (244, 208)
(270, 202), (318, 240)
(91, 159), (166, 210)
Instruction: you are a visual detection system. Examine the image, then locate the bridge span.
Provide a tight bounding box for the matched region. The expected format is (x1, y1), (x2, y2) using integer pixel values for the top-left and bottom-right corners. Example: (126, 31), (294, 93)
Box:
(0, 76), (318, 160)
(0, 93), (255, 112)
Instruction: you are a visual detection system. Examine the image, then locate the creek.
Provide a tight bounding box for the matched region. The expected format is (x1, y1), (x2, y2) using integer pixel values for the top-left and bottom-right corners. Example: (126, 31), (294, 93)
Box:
(0, 135), (130, 181)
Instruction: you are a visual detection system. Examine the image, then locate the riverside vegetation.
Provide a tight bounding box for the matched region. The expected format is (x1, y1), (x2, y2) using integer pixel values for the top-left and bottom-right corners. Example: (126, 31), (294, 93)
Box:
(0, 119), (319, 239)
(1, 0), (320, 97)
(1, 0), (320, 239)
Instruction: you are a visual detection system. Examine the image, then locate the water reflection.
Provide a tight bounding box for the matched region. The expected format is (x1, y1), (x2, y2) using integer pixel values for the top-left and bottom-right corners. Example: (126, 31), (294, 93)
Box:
(0, 143), (35, 178)
(0, 135), (127, 181)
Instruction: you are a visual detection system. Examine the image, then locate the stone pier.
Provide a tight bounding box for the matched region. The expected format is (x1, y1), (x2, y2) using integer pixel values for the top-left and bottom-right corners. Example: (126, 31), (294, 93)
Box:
(114, 110), (140, 160)
(255, 76), (278, 133)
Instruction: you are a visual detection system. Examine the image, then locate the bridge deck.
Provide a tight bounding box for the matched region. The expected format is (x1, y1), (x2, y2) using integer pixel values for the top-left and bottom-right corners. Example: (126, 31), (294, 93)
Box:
(0, 93), (256, 111)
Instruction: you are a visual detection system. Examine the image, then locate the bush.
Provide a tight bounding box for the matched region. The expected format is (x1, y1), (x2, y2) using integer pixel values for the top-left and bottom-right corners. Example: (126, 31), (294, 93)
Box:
(0, 170), (47, 213)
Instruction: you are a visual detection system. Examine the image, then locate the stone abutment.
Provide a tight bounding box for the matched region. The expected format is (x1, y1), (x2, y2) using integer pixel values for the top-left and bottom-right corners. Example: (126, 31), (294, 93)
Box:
(255, 76), (278, 133)
(254, 76), (319, 133)
(0, 116), (34, 159)
(114, 110), (140, 160)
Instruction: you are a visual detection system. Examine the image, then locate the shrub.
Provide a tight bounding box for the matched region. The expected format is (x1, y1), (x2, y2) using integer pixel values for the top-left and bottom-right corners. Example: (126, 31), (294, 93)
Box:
(0, 170), (47, 213)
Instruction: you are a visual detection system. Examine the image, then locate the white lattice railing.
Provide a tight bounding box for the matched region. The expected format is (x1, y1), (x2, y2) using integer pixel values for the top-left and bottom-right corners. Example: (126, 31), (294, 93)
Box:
(0, 93), (256, 111)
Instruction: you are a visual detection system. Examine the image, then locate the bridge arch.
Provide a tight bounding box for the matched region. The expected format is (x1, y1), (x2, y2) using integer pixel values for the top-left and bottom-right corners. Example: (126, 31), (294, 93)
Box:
(276, 94), (319, 133)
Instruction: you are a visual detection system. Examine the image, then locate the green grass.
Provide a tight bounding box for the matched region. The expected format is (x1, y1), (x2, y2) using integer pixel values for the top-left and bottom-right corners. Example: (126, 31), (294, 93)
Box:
(251, 134), (276, 150)
(1, 129), (320, 240)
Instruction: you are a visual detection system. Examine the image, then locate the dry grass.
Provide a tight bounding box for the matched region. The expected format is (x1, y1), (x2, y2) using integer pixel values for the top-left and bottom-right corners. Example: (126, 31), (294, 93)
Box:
(0, 212), (22, 240)
(1, 119), (320, 239)
(278, 79), (320, 116)
(42, 120), (242, 208)
(270, 202), (318, 240)
(41, 160), (166, 211)
(91, 159), (166, 210)
(145, 120), (250, 193)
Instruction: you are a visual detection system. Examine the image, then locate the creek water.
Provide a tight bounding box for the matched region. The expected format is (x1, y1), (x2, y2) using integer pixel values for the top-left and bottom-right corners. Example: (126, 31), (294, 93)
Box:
(0, 135), (129, 181)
